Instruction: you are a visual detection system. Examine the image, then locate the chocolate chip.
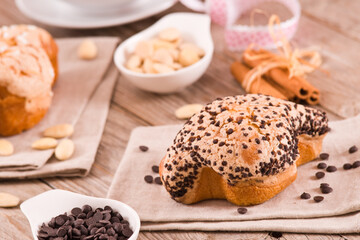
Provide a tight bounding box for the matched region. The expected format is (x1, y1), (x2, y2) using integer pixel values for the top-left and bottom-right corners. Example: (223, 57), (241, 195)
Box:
(154, 177), (162, 185)
(139, 145), (149, 152)
(321, 186), (333, 194)
(144, 175), (153, 183)
(56, 227), (67, 237)
(320, 183), (329, 188)
(317, 162), (327, 169)
(152, 165), (159, 173)
(314, 196), (324, 202)
(352, 161), (360, 169)
(269, 231), (283, 238)
(82, 205), (92, 214)
(319, 153), (329, 160)
(122, 228), (133, 238)
(349, 145), (358, 154)
(71, 207), (82, 216)
(315, 172), (325, 179)
(326, 166), (337, 172)
(226, 128), (234, 135)
(343, 163), (352, 170)
(55, 216), (65, 226)
(38, 204), (132, 240)
(93, 212), (103, 222)
(300, 192), (311, 199)
(237, 207), (247, 214)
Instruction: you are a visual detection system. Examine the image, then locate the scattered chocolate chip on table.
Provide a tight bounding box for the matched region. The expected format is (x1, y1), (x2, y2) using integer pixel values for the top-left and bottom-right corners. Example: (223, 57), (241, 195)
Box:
(314, 196), (324, 203)
(349, 145), (358, 154)
(319, 153), (329, 160)
(237, 207), (248, 214)
(315, 172), (325, 179)
(300, 192), (311, 199)
(139, 145), (149, 152)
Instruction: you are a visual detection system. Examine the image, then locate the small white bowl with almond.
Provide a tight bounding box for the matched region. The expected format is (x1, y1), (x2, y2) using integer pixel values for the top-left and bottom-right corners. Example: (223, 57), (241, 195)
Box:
(114, 12), (214, 93)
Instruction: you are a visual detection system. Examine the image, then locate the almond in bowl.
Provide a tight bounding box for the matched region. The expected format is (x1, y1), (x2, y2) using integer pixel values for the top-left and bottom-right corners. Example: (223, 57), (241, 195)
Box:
(114, 12), (214, 94)
(125, 28), (205, 74)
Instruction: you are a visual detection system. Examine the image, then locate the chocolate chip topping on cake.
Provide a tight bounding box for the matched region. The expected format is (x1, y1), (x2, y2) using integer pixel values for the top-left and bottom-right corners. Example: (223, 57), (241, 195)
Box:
(161, 94), (329, 199)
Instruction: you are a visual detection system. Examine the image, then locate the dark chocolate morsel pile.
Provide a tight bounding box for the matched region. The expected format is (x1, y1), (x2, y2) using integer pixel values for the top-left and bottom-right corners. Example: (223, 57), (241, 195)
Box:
(37, 205), (133, 240)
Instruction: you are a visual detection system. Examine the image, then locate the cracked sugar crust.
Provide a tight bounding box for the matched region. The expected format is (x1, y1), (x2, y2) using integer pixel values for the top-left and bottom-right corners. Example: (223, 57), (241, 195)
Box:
(161, 94), (329, 199)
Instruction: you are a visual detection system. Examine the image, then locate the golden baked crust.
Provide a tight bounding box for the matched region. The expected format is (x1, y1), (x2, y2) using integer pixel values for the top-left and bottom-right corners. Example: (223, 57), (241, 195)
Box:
(160, 94), (329, 206)
(0, 86), (47, 136)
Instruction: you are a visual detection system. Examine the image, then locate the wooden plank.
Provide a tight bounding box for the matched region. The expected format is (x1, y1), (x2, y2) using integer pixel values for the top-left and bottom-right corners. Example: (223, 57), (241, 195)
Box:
(301, 0), (360, 41)
(0, 180), (52, 239)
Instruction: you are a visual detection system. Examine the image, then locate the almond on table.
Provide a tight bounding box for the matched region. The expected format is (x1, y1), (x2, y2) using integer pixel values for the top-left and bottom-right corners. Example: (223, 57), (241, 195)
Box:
(0, 192), (20, 208)
(43, 124), (74, 139)
(32, 137), (58, 150)
(175, 104), (203, 119)
(78, 39), (98, 60)
(55, 139), (75, 161)
(0, 139), (14, 156)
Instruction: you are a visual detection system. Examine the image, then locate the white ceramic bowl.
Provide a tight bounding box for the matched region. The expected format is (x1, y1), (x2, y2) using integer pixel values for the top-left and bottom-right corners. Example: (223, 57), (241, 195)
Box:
(20, 190), (140, 240)
(113, 12), (214, 94)
(57, 0), (132, 10)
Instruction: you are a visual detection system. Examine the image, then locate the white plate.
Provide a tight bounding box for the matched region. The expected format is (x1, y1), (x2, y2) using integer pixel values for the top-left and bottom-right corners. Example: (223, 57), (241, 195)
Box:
(15, 0), (177, 29)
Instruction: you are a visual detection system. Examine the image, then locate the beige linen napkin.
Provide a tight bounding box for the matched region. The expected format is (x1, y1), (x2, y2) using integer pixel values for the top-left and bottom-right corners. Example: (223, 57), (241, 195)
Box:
(107, 115), (360, 233)
(0, 37), (119, 173)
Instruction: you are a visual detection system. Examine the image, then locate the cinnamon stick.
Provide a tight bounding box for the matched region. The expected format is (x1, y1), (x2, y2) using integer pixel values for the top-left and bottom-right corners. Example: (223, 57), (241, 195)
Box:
(243, 49), (320, 101)
(230, 61), (287, 100)
(307, 91), (320, 105)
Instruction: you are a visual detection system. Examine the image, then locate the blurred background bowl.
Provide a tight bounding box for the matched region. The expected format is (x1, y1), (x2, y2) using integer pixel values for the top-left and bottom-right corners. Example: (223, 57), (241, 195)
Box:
(114, 12), (214, 94)
(56, 0), (132, 11)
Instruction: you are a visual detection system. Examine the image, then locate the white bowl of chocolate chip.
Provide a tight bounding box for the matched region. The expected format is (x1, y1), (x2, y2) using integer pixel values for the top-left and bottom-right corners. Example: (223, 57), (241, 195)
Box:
(20, 189), (140, 240)
(114, 12), (214, 93)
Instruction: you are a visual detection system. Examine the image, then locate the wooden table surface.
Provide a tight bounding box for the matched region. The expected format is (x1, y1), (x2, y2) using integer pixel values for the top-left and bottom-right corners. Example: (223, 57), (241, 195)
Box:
(1, 0), (360, 239)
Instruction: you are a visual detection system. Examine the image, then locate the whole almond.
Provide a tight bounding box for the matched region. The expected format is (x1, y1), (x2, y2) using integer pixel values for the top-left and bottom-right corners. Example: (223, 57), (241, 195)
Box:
(179, 48), (200, 67)
(180, 43), (205, 57)
(152, 39), (176, 50)
(78, 39), (98, 60)
(153, 49), (173, 66)
(135, 41), (153, 59)
(0, 139), (14, 156)
(44, 124), (74, 139)
(0, 192), (20, 207)
(32, 138), (58, 150)
(143, 58), (156, 73)
(55, 139), (75, 161)
(175, 104), (203, 119)
(153, 63), (174, 74)
(126, 54), (142, 70)
(159, 28), (180, 42)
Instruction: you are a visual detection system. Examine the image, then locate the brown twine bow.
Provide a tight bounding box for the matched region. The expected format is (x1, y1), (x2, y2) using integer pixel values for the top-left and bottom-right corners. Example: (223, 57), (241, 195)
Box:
(242, 15), (322, 92)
